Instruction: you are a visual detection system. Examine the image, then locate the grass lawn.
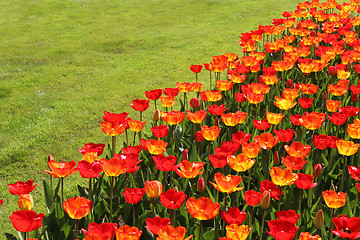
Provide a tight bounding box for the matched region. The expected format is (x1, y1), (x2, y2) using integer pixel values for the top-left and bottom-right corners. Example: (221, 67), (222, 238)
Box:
(0, 0), (319, 236)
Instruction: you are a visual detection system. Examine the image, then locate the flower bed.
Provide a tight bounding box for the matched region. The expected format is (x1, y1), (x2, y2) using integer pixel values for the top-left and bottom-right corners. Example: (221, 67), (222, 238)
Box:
(4, 0), (360, 239)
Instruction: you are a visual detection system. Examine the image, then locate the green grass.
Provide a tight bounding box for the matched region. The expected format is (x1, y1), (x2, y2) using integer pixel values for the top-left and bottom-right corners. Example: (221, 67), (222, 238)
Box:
(0, 0), (308, 236)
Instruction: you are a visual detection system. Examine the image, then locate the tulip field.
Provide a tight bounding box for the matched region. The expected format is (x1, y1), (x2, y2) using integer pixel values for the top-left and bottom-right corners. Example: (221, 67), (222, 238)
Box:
(4, 0), (360, 239)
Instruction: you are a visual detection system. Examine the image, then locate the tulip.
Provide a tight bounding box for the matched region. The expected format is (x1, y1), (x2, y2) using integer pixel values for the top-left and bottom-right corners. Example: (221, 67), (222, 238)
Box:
(197, 177), (205, 193)
(313, 164), (322, 178)
(44, 160), (77, 178)
(159, 189), (187, 209)
(225, 224), (251, 240)
(209, 172), (244, 194)
(115, 225), (142, 240)
(82, 222), (117, 240)
(9, 210), (45, 233)
(151, 125), (169, 138)
(8, 180), (37, 196)
(18, 194), (33, 211)
(145, 217), (171, 235)
(270, 167), (298, 186)
(186, 197), (221, 221)
(322, 190), (346, 208)
(190, 98), (200, 109)
(221, 207), (247, 225)
(174, 160), (204, 179)
(260, 191), (271, 210)
(144, 180), (163, 199)
(123, 188), (145, 204)
(63, 196), (93, 220)
(157, 225), (193, 240)
(331, 215), (360, 240)
(314, 210), (324, 229)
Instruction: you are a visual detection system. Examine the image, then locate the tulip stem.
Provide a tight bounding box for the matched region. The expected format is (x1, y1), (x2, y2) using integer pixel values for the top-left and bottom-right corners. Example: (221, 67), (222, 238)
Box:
(278, 186), (282, 212)
(61, 177), (64, 205)
(110, 176), (114, 219)
(133, 132), (136, 146)
(199, 220), (203, 240)
(89, 178), (92, 201)
(247, 168), (252, 190)
(248, 206), (253, 240)
(329, 208), (335, 240)
(184, 92), (187, 112)
(152, 198), (155, 217)
(170, 209), (175, 227)
(340, 155), (346, 192)
(75, 219), (79, 238)
(132, 204), (136, 226)
(111, 136), (116, 157)
(260, 209), (265, 240)
(23, 232), (26, 240)
(298, 190), (302, 213)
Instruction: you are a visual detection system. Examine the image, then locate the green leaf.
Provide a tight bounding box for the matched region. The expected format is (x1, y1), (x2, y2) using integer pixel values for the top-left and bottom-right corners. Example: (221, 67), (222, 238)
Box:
(43, 178), (54, 212)
(203, 229), (215, 240)
(60, 221), (73, 239)
(206, 186), (215, 203)
(4, 233), (17, 240)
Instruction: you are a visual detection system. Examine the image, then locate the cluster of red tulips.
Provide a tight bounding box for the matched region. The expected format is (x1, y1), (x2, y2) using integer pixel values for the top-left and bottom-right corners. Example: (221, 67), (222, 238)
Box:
(4, 0), (360, 239)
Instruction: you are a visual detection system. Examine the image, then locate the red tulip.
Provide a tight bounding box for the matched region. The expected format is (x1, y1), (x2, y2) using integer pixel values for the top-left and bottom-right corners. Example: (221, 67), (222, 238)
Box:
(298, 97), (314, 108)
(8, 180), (37, 196)
(253, 119), (271, 130)
(76, 161), (102, 178)
(9, 210), (45, 232)
(44, 160), (77, 178)
(313, 134), (331, 150)
(190, 64), (203, 73)
(78, 143), (106, 157)
(159, 189), (187, 209)
(260, 180), (282, 200)
(145, 89), (162, 100)
(153, 154), (177, 172)
(276, 209), (300, 224)
(328, 112), (348, 126)
(130, 99), (150, 112)
(209, 153), (228, 168)
(151, 125), (169, 138)
(123, 188), (145, 204)
(145, 217), (171, 235)
(163, 88), (180, 97)
(348, 166), (360, 181)
(221, 207), (247, 225)
(295, 173), (318, 190)
(208, 104), (228, 116)
(313, 164), (323, 178)
(267, 219), (298, 240)
(273, 129), (295, 142)
(331, 215), (360, 240)
(232, 131), (251, 145)
(244, 190), (263, 206)
(82, 222), (117, 240)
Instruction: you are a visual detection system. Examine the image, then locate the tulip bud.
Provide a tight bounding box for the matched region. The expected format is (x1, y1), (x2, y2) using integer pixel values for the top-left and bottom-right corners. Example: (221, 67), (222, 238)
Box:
(329, 66), (336, 76)
(314, 209), (324, 229)
(182, 149), (188, 161)
(18, 194), (33, 211)
(154, 109), (161, 122)
(214, 118), (219, 127)
(48, 154), (54, 162)
(310, 31), (316, 37)
(273, 151), (280, 165)
(144, 180), (163, 199)
(313, 163), (322, 178)
(197, 177), (205, 193)
(190, 98), (200, 109)
(200, 101), (206, 111)
(260, 191), (271, 210)
(322, 91), (328, 101)
(286, 79), (293, 88)
(352, 94), (358, 103)
(330, 183), (336, 191)
(195, 131), (204, 142)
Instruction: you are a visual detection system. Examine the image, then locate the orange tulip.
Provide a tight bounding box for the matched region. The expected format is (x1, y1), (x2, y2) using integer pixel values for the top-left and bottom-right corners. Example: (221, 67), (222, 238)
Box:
(228, 153), (255, 172)
(282, 156), (307, 170)
(209, 172), (244, 194)
(265, 111), (284, 125)
(128, 119), (146, 132)
(274, 96), (297, 110)
(200, 90), (222, 102)
(186, 110), (207, 124)
(272, 61), (294, 71)
(157, 225), (193, 240)
(299, 232), (321, 240)
(44, 160), (77, 178)
(326, 99), (341, 112)
(336, 139), (360, 156)
(192, 82), (204, 93)
(282, 88), (300, 100)
(299, 112), (326, 130)
(100, 155), (127, 177)
(254, 133), (279, 150)
(241, 56), (259, 66)
(347, 120), (360, 139)
(242, 142), (261, 158)
(245, 92), (265, 104)
(201, 125), (221, 141)
(300, 83), (319, 95)
(144, 180), (163, 199)
(101, 121), (127, 136)
(270, 167), (298, 186)
(249, 83), (270, 94)
(161, 111), (185, 125)
(176, 82), (194, 93)
(63, 196), (93, 219)
(226, 224), (251, 240)
(216, 80), (234, 91)
(221, 111), (247, 126)
(284, 142), (311, 158)
(328, 83), (348, 96)
(160, 96), (176, 108)
(115, 225), (142, 240)
(186, 197), (220, 220)
(174, 160), (204, 179)
(322, 190), (346, 208)
(18, 194), (33, 211)
(261, 75), (279, 85)
(146, 139), (168, 155)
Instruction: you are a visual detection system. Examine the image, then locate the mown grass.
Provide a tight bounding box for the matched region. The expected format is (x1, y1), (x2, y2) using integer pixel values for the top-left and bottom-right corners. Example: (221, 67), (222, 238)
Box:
(0, 0), (313, 236)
